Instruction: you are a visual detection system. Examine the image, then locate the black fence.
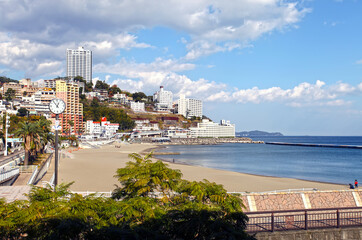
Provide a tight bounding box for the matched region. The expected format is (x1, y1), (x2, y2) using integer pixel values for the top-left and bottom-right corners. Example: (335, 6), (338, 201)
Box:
(245, 207), (362, 232)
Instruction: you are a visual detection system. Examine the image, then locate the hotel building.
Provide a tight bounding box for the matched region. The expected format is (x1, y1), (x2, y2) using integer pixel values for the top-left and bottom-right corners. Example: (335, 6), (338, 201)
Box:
(189, 119), (235, 138)
(56, 80), (83, 135)
(153, 86), (173, 111)
(177, 94), (202, 119)
(66, 47), (92, 83)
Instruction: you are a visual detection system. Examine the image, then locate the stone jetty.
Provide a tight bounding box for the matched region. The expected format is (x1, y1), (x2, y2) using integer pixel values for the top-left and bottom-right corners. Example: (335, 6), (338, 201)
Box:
(134, 137), (263, 145)
(169, 137), (263, 145)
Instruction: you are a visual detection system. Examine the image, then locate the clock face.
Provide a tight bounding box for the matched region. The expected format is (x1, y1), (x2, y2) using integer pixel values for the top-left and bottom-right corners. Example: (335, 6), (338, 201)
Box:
(49, 98), (66, 114)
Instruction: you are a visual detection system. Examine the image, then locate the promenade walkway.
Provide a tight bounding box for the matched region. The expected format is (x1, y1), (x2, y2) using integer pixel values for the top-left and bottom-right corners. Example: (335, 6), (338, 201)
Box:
(240, 189), (359, 212)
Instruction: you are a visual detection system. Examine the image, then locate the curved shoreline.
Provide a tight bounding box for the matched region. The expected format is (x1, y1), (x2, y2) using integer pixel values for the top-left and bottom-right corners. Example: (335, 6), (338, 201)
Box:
(149, 143), (346, 187)
(60, 143), (346, 192)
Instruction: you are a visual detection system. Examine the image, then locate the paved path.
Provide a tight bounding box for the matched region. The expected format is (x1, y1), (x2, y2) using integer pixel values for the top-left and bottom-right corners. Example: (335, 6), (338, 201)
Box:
(0, 185), (31, 202)
(12, 173), (31, 186)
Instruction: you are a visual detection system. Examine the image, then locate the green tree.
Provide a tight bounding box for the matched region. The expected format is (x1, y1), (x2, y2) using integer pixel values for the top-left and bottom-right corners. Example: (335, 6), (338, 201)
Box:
(68, 120), (74, 136)
(132, 92), (147, 102)
(13, 121), (39, 165)
(108, 84), (121, 97)
(17, 107), (29, 117)
(95, 80), (110, 90)
(5, 88), (16, 101)
(0, 154), (254, 240)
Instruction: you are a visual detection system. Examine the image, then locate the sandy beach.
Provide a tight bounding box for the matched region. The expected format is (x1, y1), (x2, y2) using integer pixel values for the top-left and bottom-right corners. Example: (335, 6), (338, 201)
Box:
(59, 142), (346, 193)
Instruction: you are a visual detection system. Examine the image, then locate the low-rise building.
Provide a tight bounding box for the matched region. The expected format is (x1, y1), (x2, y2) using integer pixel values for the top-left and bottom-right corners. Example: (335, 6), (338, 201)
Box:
(130, 101), (145, 112)
(133, 118), (160, 131)
(112, 93), (129, 104)
(85, 117), (119, 137)
(189, 119), (235, 138)
(164, 128), (190, 138)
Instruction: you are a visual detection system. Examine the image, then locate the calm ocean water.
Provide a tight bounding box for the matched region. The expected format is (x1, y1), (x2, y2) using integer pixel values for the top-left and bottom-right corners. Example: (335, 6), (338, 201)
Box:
(156, 136), (362, 185)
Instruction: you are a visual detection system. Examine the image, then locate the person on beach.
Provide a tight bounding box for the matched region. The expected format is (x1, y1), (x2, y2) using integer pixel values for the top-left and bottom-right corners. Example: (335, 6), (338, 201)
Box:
(355, 179), (358, 188)
(350, 184), (355, 189)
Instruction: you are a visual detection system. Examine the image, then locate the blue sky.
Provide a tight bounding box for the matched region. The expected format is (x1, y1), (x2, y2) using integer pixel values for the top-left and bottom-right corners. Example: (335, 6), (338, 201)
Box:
(0, 0), (361, 135)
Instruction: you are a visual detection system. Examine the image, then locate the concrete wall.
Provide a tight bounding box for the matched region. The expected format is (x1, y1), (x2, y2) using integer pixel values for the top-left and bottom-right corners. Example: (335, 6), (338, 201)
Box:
(255, 227), (362, 240)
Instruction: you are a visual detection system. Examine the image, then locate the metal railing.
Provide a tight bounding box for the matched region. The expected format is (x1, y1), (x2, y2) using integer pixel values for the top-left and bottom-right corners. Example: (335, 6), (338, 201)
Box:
(0, 167), (19, 183)
(33, 153), (53, 185)
(246, 207), (362, 233)
(27, 166), (39, 185)
(19, 165), (37, 173)
(71, 191), (113, 198)
(0, 151), (25, 167)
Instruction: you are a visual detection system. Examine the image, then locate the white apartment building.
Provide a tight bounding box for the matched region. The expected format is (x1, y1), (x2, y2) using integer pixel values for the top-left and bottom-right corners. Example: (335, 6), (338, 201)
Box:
(189, 119), (235, 138)
(178, 94), (202, 119)
(86, 120), (101, 135)
(85, 118), (119, 137)
(66, 47), (92, 83)
(19, 89), (56, 115)
(44, 79), (57, 89)
(112, 93), (129, 104)
(153, 86), (173, 111)
(130, 101), (145, 112)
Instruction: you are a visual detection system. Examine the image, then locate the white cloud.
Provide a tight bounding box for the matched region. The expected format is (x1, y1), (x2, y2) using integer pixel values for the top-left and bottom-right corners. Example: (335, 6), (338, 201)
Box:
(0, 32), (149, 77)
(94, 56), (362, 107)
(0, 0), (308, 76)
(356, 59), (362, 65)
(205, 80), (362, 107)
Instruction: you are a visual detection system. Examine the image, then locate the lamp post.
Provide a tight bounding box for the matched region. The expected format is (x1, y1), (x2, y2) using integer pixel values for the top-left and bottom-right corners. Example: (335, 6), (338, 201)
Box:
(4, 113), (10, 156)
(49, 98), (66, 187)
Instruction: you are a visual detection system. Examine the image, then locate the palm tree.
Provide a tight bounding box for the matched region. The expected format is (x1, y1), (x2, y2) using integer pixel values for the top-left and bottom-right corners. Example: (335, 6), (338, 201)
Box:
(14, 122), (39, 165)
(67, 120), (74, 137)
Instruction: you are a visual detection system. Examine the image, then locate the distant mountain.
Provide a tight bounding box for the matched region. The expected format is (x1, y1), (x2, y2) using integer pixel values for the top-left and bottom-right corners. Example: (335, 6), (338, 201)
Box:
(236, 130), (283, 137)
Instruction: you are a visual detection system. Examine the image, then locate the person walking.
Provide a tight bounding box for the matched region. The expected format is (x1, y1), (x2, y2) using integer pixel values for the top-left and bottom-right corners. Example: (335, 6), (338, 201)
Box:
(355, 179), (358, 188)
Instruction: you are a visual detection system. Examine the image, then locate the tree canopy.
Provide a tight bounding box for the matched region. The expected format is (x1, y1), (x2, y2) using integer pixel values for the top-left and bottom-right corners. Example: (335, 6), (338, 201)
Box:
(5, 88), (16, 101)
(132, 92), (147, 102)
(82, 98), (135, 130)
(95, 80), (110, 90)
(0, 153), (255, 239)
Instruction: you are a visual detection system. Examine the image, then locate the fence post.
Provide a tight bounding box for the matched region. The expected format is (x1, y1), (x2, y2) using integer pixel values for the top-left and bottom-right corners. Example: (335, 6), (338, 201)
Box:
(337, 209), (340, 228)
(271, 213), (274, 232)
(305, 210), (308, 230)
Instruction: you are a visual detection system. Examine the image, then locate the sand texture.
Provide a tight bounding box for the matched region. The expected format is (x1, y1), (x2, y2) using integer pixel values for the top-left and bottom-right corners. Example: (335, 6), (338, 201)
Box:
(59, 143), (346, 192)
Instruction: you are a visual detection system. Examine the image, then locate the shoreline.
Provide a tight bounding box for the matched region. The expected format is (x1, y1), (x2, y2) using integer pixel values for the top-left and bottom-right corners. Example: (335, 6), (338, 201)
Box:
(60, 142), (346, 193)
(150, 145), (345, 187)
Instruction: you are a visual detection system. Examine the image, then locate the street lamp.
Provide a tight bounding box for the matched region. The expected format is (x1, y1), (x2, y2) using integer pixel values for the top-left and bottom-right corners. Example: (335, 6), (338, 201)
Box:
(49, 98), (66, 187)
(4, 113), (10, 156)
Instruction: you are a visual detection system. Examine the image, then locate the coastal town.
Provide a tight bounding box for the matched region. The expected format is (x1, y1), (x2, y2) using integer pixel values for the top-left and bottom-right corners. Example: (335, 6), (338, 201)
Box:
(1, 1), (362, 238)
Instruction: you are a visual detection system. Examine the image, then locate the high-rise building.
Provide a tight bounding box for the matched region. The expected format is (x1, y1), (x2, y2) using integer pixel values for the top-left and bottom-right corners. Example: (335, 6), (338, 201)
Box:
(66, 47), (92, 83)
(177, 94), (203, 119)
(56, 80), (83, 135)
(153, 86), (173, 111)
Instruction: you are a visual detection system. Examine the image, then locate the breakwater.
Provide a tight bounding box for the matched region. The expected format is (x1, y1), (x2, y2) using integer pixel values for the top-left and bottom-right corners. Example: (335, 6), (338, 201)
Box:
(266, 142), (362, 149)
(169, 137), (263, 145)
(133, 137), (264, 145)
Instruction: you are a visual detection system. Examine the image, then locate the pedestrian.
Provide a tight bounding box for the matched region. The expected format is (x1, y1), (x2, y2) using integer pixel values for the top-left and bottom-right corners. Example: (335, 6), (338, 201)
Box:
(355, 179), (358, 188)
(350, 183), (355, 189)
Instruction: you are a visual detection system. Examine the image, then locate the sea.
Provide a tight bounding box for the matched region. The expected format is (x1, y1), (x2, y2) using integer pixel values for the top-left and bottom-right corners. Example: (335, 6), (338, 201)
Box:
(156, 136), (362, 185)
